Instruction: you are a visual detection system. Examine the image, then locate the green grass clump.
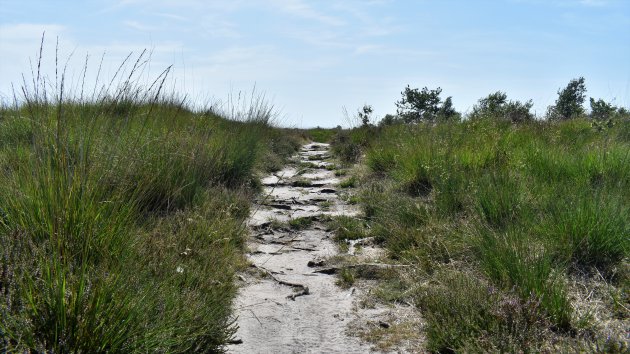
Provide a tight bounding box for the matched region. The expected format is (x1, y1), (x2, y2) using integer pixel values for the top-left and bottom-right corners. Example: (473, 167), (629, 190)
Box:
(292, 178), (313, 187)
(307, 154), (328, 161)
(339, 175), (358, 188)
(355, 117), (629, 350)
(0, 54), (289, 352)
(259, 128), (304, 172)
(542, 193), (629, 272)
(331, 215), (369, 242)
(475, 227), (572, 329)
(288, 216), (314, 230)
(330, 126), (379, 164)
(335, 268), (356, 288)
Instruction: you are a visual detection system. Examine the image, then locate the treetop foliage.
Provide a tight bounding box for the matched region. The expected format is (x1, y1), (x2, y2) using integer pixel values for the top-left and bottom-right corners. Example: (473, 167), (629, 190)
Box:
(396, 85), (459, 123)
(470, 91), (534, 123)
(550, 77), (587, 120)
(376, 78), (627, 126)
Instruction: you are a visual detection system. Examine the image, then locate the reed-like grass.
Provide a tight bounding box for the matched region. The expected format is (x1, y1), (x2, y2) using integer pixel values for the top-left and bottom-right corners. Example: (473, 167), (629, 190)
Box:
(0, 48), (299, 352)
(338, 116), (629, 351)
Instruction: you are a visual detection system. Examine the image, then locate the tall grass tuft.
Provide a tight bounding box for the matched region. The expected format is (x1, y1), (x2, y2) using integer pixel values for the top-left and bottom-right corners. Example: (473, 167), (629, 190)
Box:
(346, 115), (629, 350)
(542, 193), (629, 272)
(0, 44), (285, 352)
(475, 226), (572, 329)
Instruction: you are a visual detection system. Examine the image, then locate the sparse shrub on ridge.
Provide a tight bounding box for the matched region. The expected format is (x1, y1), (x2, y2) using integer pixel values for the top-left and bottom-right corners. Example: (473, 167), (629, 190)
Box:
(469, 91), (534, 123)
(396, 85), (460, 123)
(590, 97), (617, 120)
(547, 77), (587, 120)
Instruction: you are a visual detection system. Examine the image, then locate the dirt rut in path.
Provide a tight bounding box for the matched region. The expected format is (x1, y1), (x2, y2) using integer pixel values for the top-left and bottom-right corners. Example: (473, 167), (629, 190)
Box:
(229, 143), (374, 353)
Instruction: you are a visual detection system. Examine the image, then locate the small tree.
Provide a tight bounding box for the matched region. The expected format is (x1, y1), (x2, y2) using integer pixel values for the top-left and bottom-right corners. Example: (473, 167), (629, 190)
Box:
(471, 91), (508, 118)
(358, 104), (374, 127)
(396, 85), (458, 123)
(437, 96), (460, 122)
(503, 100), (534, 123)
(552, 77), (587, 120)
(589, 98), (616, 120)
(378, 114), (403, 127)
(470, 91), (534, 123)
(396, 86), (443, 123)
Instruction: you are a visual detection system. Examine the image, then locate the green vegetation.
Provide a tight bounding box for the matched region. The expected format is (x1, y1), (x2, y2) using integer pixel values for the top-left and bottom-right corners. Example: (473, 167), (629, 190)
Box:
(2, 45), (628, 353)
(329, 78), (629, 351)
(0, 54), (300, 352)
(549, 77), (587, 120)
(335, 268), (356, 288)
(469, 91), (534, 123)
(304, 127), (338, 143)
(396, 86), (460, 123)
(292, 178), (313, 187)
(339, 175), (358, 188)
(288, 216), (315, 230)
(331, 215), (369, 242)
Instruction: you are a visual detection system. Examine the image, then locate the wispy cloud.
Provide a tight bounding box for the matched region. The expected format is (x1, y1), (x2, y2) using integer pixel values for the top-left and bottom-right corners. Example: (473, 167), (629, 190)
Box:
(579, 0), (609, 6)
(2, 0), (628, 126)
(0, 23), (66, 40)
(198, 17), (241, 39)
(205, 45), (274, 65)
(123, 20), (157, 32)
(512, 0), (614, 6)
(353, 44), (383, 55)
(152, 12), (189, 22)
(269, 0), (345, 26)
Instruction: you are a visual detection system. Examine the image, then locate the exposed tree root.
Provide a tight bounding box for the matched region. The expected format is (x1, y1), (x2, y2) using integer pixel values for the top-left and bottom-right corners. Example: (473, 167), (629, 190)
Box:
(253, 264), (310, 301)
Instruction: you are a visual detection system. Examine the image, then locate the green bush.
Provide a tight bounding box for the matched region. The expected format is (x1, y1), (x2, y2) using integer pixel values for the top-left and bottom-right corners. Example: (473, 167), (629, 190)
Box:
(547, 77), (587, 120)
(469, 91), (534, 123)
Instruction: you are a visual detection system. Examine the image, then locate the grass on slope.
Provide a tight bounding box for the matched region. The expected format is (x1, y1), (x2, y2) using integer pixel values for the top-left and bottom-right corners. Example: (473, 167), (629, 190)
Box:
(0, 55), (301, 352)
(333, 117), (629, 352)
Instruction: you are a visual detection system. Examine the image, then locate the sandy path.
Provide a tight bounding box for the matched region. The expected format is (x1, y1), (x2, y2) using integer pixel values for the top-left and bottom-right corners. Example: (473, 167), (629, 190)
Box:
(228, 143), (375, 354)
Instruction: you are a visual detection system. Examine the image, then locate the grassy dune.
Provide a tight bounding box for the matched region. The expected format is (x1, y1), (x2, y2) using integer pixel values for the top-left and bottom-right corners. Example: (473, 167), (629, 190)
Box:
(0, 66), (302, 351)
(331, 117), (629, 352)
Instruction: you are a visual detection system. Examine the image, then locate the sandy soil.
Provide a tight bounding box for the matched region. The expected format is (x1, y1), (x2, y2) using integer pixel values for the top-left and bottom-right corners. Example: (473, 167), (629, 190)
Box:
(227, 143), (376, 353)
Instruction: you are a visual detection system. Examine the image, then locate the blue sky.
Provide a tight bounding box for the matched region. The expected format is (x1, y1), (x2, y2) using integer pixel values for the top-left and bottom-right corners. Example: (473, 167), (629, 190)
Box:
(1, 0), (629, 127)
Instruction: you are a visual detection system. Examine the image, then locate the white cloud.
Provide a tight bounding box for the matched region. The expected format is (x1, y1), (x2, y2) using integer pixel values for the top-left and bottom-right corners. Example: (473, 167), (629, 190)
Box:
(511, 0), (613, 6)
(0, 23), (66, 42)
(0, 23), (69, 81)
(205, 45), (274, 65)
(579, 0), (609, 6)
(123, 20), (157, 31)
(152, 12), (189, 22)
(198, 17), (241, 39)
(269, 0), (345, 26)
(353, 44), (383, 55)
